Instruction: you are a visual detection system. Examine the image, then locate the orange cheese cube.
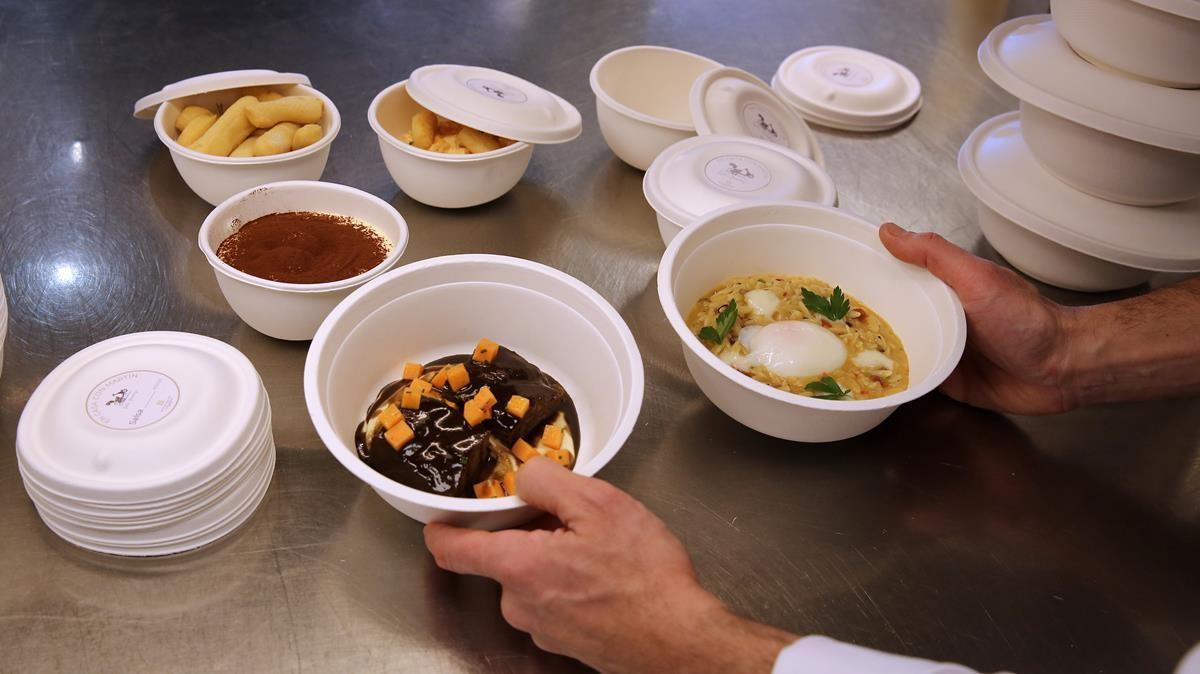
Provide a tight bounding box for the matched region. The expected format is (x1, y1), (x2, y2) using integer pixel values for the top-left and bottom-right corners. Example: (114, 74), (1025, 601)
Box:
(401, 386), (422, 410)
(546, 449), (572, 467)
(430, 366), (450, 388)
(402, 362), (423, 380)
(410, 378), (433, 397)
(473, 479), (503, 499)
(377, 404), (404, 430)
(463, 399), (488, 427)
(384, 420), (414, 450)
(447, 363), (470, 392)
(512, 438), (539, 463)
(472, 338), (499, 364)
(472, 386), (497, 412)
(501, 472), (517, 496)
(541, 424), (563, 451)
(505, 395), (530, 419)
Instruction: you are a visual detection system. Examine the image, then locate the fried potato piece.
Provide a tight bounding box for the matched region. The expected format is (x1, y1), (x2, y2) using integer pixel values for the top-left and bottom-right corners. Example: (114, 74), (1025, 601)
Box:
(175, 105), (214, 133)
(291, 123), (323, 150)
(230, 135), (257, 157)
(457, 126), (501, 154)
(190, 95), (259, 156)
(177, 113), (216, 146)
(411, 110), (436, 149)
(245, 95), (323, 128)
(436, 115), (463, 136)
(253, 122), (300, 156)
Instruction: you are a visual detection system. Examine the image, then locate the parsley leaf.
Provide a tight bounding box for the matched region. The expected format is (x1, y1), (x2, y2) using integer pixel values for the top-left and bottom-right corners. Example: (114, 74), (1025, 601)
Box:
(801, 286), (851, 322)
(698, 299), (738, 344)
(805, 376), (850, 400)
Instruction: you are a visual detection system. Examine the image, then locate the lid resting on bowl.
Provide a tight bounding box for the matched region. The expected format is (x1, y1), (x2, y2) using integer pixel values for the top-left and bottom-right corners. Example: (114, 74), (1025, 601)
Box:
(134, 69), (312, 119)
(407, 64), (582, 144)
(644, 135), (837, 227)
(689, 67), (824, 166)
(771, 46), (922, 132)
(959, 112), (1200, 273)
(1131, 0), (1200, 20)
(979, 15), (1200, 153)
(16, 332), (266, 500)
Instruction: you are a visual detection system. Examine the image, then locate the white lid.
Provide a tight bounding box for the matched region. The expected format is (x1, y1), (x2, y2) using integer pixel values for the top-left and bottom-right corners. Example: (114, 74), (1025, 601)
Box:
(133, 69), (311, 119)
(643, 135), (837, 227)
(1131, 0), (1200, 20)
(959, 112), (1200, 273)
(689, 67), (824, 166)
(771, 46), (922, 132)
(16, 332), (267, 502)
(979, 16), (1200, 153)
(407, 64), (582, 144)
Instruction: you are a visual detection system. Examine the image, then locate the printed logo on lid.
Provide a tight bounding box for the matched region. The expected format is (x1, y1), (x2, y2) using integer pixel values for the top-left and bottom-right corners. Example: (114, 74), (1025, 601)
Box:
(822, 62), (874, 87)
(465, 78), (528, 104)
(703, 155), (772, 193)
(740, 102), (790, 147)
(86, 370), (180, 431)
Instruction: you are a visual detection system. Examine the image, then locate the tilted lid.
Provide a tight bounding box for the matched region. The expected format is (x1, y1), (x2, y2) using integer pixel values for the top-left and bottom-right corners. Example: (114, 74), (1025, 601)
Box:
(959, 113), (1200, 273)
(689, 67), (824, 166)
(978, 15), (1200, 153)
(134, 69), (310, 119)
(407, 64), (582, 144)
(771, 46), (922, 132)
(644, 135), (837, 227)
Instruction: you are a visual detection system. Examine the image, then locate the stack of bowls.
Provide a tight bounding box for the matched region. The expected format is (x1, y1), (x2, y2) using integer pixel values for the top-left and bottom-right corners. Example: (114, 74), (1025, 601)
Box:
(16, 332), (275, 556)
(962, 13), (1200, 291)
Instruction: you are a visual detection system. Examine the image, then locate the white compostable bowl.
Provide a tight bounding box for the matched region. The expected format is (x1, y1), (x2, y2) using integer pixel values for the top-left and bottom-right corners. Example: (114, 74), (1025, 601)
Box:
(979, 15), (1200, 206)
(368, 81), (533, 209)
(148, 77), (340, 206)
(1051, 0), (1200, 89)
(305, 255), (644, 530)
(1020, 101), (1200, 207)
(590, 46), (723, 170)
(199, 180), (410, 341)
(658, 202), (966, 443)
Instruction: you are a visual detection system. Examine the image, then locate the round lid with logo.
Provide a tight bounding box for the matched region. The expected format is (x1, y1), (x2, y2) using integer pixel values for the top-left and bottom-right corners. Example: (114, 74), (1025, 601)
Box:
(771, 46), (922, 132)
(16, 332), (266, 502)
(689, 67), (824, 166)
(133, 69), (311, 119)
(406, 64), (582, 145)
(643, 135), (837, 228)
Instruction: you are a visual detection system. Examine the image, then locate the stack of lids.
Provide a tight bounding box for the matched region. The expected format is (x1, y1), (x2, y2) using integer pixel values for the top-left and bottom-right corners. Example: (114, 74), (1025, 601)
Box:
(16, 332), (275, 557)
(771, 46), (923, 132)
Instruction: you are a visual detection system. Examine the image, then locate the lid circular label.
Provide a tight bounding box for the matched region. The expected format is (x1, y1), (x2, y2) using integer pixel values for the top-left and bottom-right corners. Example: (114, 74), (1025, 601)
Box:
(85, 370), (180, 431)
(822, 62), (874, 87)
(465, 78), (528, 104)
(703, 155), (772, 193)
(740, 102), (790, 147)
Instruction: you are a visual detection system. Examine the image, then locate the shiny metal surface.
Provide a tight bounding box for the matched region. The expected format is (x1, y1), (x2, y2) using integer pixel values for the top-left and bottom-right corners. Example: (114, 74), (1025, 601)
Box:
(1, 1), (1197, 672)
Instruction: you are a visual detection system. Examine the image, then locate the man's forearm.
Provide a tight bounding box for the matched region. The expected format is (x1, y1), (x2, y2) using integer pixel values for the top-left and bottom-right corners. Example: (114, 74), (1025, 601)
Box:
(1060, 278), (1200, 406)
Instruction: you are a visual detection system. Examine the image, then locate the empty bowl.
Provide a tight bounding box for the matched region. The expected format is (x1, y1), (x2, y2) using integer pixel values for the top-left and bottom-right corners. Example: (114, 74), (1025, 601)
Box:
(657, 201), (966, 442)
(1051, 0), (1200, 89)
(304, 254), (644, 530)
(199, 180), (410, 341)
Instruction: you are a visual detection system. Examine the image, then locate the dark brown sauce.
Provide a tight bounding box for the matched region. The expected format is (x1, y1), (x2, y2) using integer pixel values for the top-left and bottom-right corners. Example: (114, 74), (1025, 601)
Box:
(354, 347), (580, 498)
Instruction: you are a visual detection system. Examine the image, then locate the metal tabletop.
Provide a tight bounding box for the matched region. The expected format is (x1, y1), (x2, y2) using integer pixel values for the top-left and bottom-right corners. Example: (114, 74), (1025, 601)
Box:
(2, 1), (1197, 672)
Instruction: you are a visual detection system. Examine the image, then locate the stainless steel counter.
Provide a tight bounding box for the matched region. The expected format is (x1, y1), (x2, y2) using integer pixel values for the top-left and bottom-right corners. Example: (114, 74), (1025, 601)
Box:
(2, 1), (1198, 672)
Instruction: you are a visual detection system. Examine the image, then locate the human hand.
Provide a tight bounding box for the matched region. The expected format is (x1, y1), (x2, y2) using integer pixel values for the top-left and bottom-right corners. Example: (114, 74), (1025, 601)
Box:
(879, 222), (1078, 414)
(424, 458), (795, 673)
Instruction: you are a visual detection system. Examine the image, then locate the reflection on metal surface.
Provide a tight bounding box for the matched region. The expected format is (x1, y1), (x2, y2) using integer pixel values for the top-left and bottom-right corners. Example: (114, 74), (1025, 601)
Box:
(0, 1), (1197, 673)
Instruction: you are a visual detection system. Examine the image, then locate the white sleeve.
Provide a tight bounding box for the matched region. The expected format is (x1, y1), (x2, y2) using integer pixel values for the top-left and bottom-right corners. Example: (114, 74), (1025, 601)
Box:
(773, 636), (987, 674)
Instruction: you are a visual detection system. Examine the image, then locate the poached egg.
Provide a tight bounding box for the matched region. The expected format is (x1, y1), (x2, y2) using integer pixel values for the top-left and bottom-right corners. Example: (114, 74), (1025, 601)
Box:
(729, 321), (847, 378)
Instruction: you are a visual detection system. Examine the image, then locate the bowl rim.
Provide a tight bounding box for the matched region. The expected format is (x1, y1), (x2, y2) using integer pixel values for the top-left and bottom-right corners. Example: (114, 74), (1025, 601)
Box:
(589, 44), (722, 132)
(197, 180), (410, 293)
(657, 200), (967, 411)
(367, 80), (532, 163)
(154, 83), (342, 165)
(303, 253), (645, 514)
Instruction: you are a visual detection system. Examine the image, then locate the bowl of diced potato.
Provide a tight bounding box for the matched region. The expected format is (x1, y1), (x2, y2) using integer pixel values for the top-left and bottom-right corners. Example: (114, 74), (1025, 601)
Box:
(136, 70), (341, 206)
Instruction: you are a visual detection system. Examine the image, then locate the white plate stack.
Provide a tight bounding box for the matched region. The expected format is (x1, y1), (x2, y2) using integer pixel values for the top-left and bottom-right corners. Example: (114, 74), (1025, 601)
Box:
(961, 12), (1200, 292)
(16, 332), (275, 557)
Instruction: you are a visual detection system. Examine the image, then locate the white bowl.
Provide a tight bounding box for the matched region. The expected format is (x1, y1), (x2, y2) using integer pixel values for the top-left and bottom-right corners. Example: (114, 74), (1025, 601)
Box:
(1051, 0), (1200, 89)
(368, 80), (534, 208)
(974, 200), (1152, 292)
(199, 180), (410, 341)
(657, 202), (966, 442)
(304, 254), (644, 530)
(590, 46), (722, 170)
(154, 83), (340, 206)
(1020, 101), (1200, 207)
